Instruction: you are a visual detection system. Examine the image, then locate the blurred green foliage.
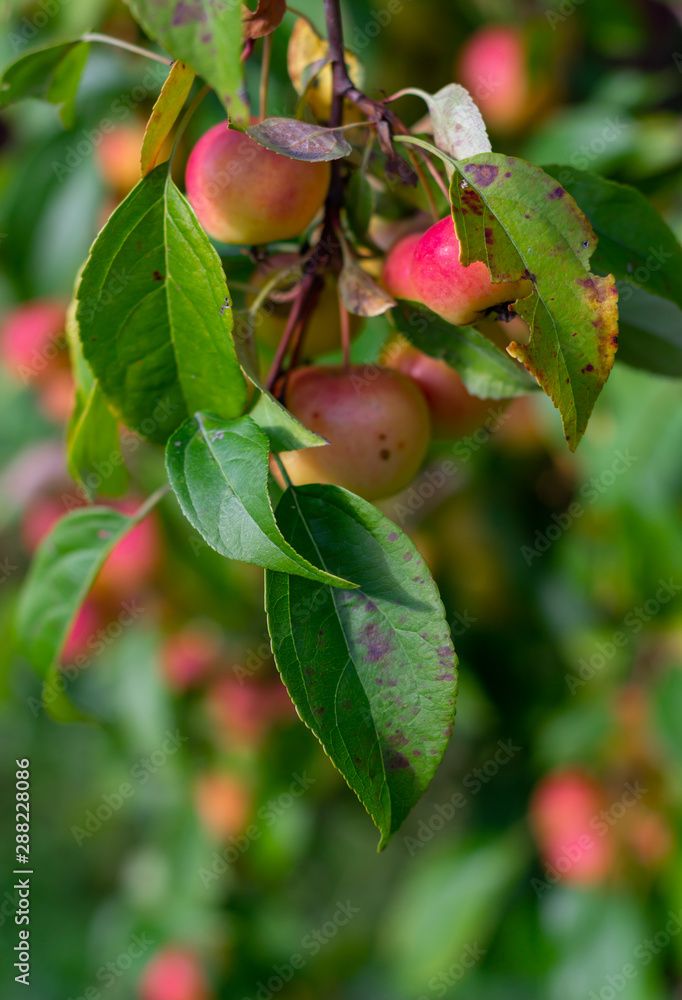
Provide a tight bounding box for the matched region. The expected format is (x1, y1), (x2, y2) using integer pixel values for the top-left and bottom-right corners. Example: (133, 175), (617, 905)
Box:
(1, 0), (682, 998)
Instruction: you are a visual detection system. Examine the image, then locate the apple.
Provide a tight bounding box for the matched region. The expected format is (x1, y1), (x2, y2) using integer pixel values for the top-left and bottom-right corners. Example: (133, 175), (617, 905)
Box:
(385, 339), (499, 439)
(410, 217), (531, 326)
(185, 123), (330, 245)
(457, 24), (558, 134)
(277, 365), (431, 501)
(381, 232), (423, 301)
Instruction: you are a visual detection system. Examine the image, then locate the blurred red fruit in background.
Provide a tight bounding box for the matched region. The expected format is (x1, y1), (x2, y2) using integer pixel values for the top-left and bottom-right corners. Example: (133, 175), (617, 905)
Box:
(61, 599), (103, 665)
(161, 626), (222, 691)
(0, 299), (67, 380)
(529, 768), (615, 884)
(95, 499), (161, 596)
(207, 676), (295, 749)
(96, 122), (146, 195)
(194, 772), (252, 840)
(139, 947), (212, 1000)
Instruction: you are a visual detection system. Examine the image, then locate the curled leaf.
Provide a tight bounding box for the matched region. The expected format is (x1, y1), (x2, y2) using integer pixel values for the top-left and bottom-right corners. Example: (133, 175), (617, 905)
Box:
(247, 117), (351, 161)
(402, 84), (491, 169)
(339, 257), (396, 318)
(243, 0), (286, 39)
(141, 60), (195, 175)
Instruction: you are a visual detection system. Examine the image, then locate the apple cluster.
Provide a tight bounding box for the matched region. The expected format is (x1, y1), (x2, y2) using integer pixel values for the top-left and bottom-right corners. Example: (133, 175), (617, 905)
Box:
(181, 124), (532, 503)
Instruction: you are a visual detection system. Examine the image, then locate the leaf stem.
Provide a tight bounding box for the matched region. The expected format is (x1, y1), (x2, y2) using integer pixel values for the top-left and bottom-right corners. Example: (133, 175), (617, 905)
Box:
(81, 33), (172, 66)
(135, 483), (171, 520)
(259, 32), (272, 121)
(273, 453), (294, 489)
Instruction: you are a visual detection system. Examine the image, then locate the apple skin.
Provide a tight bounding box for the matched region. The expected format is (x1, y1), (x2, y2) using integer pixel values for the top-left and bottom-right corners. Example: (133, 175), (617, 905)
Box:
(278, 365), (431, 501)
(139, 948), (211, 1000)
(529, 769), (614, 884)
(410, 217), (532, 326)
(249, 255), (362, 358)
(386, 340), (498, 439)
(185, 123), (330, 245)
(381, 232), (423, 301)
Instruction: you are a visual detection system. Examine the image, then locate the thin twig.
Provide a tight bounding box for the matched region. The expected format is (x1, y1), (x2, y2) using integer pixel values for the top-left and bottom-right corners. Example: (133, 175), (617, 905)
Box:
(82, 33), (172, 65)
(264, 274), (316, 390)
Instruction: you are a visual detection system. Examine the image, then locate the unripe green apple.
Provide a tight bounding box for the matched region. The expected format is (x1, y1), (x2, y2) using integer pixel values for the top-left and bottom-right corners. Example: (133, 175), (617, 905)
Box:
(410, 217), (531, 325)
(278, 365), (431, 501)
(185, 123), (330, 245)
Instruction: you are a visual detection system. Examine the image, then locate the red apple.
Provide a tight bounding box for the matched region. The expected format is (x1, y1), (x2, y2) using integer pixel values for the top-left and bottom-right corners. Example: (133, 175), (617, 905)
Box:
(410, 217), (531, 326)
(185, 123), (330, 245)
(278, 365), (431, 501)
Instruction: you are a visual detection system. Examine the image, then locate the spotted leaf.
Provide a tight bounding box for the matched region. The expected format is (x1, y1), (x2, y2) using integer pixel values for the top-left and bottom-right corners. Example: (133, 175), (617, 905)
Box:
(266, 485), (458, 849)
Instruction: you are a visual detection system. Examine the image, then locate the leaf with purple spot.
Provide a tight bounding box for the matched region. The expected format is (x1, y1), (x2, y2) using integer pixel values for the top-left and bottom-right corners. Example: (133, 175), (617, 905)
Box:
(265, 484), (458, 849)
(125, 0), (248, 120)
(449, 154), (619, 449)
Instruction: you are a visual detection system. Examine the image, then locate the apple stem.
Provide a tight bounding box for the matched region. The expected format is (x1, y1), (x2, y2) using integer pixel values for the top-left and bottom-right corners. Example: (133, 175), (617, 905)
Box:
(259, 33), (272, 121)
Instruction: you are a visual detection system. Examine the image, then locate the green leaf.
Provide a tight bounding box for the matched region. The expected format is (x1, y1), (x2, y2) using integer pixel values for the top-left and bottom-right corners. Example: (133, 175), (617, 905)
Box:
(246, 118), (352, 161)
(379, 833), (528, 993)
(125, 0), (248, 121)
(141, 60), (195, 175)
(449, 154), (619, 449)
(0, 40), (90, 127)
(65, 294), (128, 500)
(545, 166), (682, 311)
(68, 385), (129, 501)
(76, 165), (247, 443)
(392, 302), (538, 399)
(166, 413), (352, 587)
(346, 169), (374, 241)
(16, 499), (157, 680)
(616, 283), (682, 377)
(265, 485), (458, 849)
(248, 386), (328, 452)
